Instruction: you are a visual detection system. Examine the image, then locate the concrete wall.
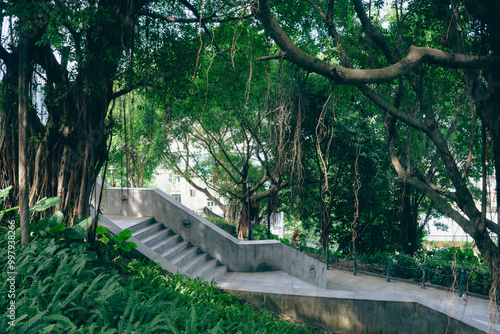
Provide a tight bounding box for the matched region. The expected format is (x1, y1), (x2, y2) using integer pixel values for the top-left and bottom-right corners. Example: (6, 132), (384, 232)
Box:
(227, 289), (486, 334)
(92, 182), (326, 288)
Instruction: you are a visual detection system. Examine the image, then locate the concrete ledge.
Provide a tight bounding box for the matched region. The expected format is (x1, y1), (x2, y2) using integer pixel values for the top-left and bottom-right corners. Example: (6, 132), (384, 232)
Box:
(223, 288), (487, 334)
(91, 182), (326, 288)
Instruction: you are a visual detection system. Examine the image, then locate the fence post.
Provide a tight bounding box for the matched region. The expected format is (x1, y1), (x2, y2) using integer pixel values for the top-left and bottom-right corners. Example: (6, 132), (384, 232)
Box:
(387, 257), (391, 282)
(459, 270), (464, 298)
(353, 252), (357, 276)
(422, 264), (427, 289)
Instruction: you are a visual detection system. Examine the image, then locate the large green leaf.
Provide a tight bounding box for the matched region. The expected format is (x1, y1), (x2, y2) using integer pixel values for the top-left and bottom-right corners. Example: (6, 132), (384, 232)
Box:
(29, 197), (62, 213)
(0, 185), (13, 199)
(48, 222), (66, 234)
(114, 229), (132, 242)
(49, 211), (65, 226)
(78, 216), (93, 230)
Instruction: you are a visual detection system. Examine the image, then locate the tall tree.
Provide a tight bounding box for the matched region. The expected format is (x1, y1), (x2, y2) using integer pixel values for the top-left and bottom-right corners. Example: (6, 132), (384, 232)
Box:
(251, 0), (499, 298)
(17, 25), (31, 246)
(0, 0), (247, 242)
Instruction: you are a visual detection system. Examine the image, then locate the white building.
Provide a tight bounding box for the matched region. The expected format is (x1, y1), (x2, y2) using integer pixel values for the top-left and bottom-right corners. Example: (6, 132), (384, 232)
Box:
(155, 168), (225, 217)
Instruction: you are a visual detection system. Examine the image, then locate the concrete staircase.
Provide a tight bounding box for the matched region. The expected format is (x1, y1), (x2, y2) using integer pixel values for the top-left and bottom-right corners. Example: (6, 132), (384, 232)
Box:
(128, 217), (228, 282)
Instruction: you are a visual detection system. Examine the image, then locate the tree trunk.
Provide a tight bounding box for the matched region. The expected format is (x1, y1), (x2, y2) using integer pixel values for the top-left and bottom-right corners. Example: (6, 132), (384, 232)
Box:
(18, 33), (30, 246)
(237, 202), (249, 240)
(400, 190), (417, 255)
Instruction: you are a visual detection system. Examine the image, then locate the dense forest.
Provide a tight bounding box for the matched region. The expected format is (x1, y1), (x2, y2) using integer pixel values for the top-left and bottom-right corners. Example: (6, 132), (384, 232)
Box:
(1, 0), (499, 302)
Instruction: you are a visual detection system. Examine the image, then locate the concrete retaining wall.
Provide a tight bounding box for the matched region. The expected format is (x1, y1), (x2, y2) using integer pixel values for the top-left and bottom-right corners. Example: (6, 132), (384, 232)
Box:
(92, 183), (326, 288)
(226, 289), (485, 334)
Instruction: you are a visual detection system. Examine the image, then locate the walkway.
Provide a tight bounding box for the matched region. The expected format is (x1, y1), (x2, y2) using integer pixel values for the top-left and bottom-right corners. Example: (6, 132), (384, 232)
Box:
(217, 267), (499, 333)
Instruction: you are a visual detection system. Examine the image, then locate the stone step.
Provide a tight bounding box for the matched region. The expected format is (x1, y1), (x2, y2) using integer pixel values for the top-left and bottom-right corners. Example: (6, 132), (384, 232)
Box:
(126, 217), (156, 234)
(140, 228), (172, 247)
(151, 233), (182, 254)
(188, 258), (219, 279)
(201, 265), (228, 282)
(182, 252), (209, 273)
(116, 216), (227, 284)
(161, 240), (190, 260)
(132, 221), (164, 240)
(172, 247), (201, 268)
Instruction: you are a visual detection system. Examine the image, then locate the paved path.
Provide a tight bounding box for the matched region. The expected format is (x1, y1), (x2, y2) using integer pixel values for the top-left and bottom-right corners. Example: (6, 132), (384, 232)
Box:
(217, 267), (499, 333)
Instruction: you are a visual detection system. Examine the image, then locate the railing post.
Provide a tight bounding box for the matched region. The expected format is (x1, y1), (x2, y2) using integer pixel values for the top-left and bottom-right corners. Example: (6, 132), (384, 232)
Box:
(387, 257), (391, 282)
(459, 270), (464, 298)
(422, 264), (427, 289)
(353, 252), (357, 276)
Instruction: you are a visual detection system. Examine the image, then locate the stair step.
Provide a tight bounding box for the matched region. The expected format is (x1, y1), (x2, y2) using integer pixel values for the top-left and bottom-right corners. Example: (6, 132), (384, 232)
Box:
(140, 229), (171, 247)
(132, 221), (164, 240)
(181, 253), (209, 273)
(127, 217), (156, 234)
(151, 234), (181, 254)
(172, 247), (200, 267)
(161, 240), (190, 260)
(202, 265), (227, 282)
(188, 258), (218, 279)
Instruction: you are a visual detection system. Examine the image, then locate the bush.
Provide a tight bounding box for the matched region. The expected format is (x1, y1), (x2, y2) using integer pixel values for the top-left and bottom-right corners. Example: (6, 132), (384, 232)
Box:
(206, 216), (238, 238)
(354, 249), (493, 295)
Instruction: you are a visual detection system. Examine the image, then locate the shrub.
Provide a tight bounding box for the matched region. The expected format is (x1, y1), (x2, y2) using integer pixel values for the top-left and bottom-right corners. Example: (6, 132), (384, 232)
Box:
(205, 216), (237, 238)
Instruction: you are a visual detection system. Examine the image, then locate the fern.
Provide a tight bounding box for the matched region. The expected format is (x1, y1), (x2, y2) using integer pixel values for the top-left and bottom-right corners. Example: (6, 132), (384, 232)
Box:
(58, 281), (87, 310)
(81, 272), (108, 303)
(185, 305), (198, 334)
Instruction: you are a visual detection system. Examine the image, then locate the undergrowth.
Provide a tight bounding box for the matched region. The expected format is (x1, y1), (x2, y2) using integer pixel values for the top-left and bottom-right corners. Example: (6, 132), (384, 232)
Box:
(0, 224), (323, 333)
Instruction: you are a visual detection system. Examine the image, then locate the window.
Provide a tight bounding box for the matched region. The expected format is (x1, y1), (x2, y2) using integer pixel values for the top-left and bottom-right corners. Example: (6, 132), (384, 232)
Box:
(189, 188), (196, 197)
(168, 173), (173, 183)
(207, 200), (215, 207)
(173, 194), (181, 203)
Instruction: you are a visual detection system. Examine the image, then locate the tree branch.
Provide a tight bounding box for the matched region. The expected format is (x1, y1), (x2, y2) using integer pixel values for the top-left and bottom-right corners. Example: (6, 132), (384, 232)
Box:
(252, 0), (495, 84)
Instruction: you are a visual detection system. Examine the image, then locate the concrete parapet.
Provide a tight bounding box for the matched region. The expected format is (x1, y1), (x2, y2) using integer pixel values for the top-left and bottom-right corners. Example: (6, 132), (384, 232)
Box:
(225, 289), (486, 334)
(91, 182), (326, 288)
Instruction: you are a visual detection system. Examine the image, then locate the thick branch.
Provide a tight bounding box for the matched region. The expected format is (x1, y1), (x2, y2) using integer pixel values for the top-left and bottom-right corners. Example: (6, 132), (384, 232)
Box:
(252, 0), (495, 84)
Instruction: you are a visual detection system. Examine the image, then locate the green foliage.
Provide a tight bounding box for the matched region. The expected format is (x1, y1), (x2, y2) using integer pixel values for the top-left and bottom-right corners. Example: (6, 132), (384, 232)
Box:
(435, 246), (481, 265)
(0, 219), (322, 333)
(355, 248), (492, 295)
(205, 216), (237, 238)
(96, 226), (138, 253)
(0, 187), (62, 225)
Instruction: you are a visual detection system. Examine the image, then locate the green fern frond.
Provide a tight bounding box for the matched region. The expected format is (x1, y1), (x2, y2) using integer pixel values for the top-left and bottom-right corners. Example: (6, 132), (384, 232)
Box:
(42, 314), (77, 331)
(82, 272), (109, 303)
(185, 304), (198, 334)
(58, 281), (86, 310)
(47, 280), (73, 311)
(14, 310), (47, 332)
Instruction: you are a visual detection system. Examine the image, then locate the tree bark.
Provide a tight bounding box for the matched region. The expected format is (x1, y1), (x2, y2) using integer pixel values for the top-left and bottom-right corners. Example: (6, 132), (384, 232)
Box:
(18, 33), (30, 246)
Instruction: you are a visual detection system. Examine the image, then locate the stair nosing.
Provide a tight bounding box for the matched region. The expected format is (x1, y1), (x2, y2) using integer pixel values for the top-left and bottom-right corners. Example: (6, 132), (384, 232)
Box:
(202, 265), (227, 282)
(161, 240), (190, 259)
(189, 258), (218, 278)
(171, 247), (200, 265)
(139, 228), (171, 244)
(151, 234), (180, 252)
(130, 224), (163, 240)
(182, 253), (209, 273)
(126, 217), (156, 233)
